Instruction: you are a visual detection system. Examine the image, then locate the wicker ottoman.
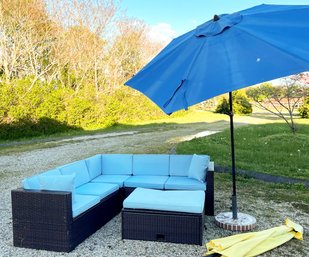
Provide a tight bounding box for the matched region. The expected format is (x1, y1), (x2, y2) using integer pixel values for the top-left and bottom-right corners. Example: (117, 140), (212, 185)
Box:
(122, 188), (205, 245)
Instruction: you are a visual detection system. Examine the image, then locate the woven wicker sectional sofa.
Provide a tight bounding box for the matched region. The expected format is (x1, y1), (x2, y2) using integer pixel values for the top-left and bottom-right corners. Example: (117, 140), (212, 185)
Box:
(11, 154), (214, 252)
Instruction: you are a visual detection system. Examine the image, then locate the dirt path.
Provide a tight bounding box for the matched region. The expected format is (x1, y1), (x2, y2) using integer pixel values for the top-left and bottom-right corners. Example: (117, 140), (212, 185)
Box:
(0, 121), (232, 177)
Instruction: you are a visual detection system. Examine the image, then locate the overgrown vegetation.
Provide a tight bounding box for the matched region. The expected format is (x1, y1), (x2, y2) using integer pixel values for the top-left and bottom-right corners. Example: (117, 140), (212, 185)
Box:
(177, 123), (309, 180)
(0, 0), (176, 139)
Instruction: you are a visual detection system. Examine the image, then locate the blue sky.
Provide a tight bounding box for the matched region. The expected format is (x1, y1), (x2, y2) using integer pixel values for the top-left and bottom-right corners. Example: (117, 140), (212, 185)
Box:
(121, 0), (309, 42)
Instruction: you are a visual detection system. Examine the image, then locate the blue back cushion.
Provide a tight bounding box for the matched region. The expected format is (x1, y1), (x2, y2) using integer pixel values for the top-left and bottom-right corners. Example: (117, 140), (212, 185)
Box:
(188, 154), (210, 182)
(43, 168), (61, 176)
(85, 155), (102, 179)
(102, 154), (133, 175)
(22, 168), (61, 190)
(38, 174), (76, 202)
(22, 176), (40, 190)
(133, 154), (169, 176)
(169, 155), (193, 176)
(60, 160), (90, 187)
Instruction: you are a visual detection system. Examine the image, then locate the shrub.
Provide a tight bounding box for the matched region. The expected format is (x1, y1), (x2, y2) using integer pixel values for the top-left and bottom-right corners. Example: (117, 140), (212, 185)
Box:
(299, 97), (309, 118)
(215, 91), (252, 115)
(233, 91), (253, 115)
(0, 79), (189, 138)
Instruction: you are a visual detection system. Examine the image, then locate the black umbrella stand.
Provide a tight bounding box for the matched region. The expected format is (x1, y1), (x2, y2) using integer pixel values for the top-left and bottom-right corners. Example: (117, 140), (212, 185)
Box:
(214, 92), (257, 231)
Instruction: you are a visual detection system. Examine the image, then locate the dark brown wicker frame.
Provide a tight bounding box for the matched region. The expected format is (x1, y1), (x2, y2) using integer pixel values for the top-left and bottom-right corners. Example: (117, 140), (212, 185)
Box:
(11, 169), (214, 252)
(11, 188), (123, 252)
(122, 208), (204, 245)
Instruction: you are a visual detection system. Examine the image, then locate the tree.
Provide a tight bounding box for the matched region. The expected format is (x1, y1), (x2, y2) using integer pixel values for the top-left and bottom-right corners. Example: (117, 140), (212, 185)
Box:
(47, 0), (119, 96)
(215, 91), (252, 115)
(247, 74), (309, 134)
(0, 0), (59, 86)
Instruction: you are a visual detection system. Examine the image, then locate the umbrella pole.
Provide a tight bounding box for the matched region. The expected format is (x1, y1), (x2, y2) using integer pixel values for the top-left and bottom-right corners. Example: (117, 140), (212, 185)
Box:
(228, 92), (237, 219)
(214, 92), (256, 231)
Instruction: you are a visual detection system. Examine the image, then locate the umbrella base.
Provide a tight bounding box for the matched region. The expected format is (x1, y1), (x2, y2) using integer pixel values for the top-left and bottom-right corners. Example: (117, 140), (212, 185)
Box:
(215, 212), (256, 231)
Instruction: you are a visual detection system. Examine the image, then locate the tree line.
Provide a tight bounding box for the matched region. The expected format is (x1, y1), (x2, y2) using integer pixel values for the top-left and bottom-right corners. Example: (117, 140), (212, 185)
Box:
(0, 0), (170, 139)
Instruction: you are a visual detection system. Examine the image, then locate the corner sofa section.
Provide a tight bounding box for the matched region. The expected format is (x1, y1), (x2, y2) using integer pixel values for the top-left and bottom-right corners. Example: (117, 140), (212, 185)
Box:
(12, 154), (214, 252)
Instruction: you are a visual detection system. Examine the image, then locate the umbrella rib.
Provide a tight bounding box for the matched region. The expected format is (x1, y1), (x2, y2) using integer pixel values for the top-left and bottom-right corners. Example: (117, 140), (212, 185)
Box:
(163, 40), (207, 110)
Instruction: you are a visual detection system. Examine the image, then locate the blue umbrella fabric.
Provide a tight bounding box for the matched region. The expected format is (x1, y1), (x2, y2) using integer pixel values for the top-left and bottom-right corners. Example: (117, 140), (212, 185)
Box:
(125, 4), (309, 115)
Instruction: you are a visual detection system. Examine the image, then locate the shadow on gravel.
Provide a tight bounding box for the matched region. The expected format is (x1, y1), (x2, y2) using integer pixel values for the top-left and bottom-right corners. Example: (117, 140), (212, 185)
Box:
(0, 117), (82, 141)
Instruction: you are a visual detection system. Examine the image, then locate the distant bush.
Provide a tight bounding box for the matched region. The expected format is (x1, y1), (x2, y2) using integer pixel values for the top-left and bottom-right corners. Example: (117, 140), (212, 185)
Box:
(215, 91), (252, 115)
(215, 97), (230, 115)
(299, 97), (309, 118)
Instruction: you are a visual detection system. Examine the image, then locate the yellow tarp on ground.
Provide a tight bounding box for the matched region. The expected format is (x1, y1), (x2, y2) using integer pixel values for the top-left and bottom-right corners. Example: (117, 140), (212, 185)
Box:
(205, 218), (303, 257)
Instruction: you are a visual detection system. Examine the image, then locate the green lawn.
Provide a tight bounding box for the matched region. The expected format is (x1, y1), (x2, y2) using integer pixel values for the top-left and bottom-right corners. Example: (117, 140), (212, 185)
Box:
(177, 123), (309, 180)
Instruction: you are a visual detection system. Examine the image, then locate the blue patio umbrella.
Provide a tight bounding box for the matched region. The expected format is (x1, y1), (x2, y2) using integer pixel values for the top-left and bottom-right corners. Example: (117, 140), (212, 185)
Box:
(125, 4), (309, 221)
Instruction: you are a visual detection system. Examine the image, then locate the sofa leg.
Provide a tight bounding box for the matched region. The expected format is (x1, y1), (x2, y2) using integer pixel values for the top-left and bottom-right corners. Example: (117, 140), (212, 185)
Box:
(205, 170), (214, 216)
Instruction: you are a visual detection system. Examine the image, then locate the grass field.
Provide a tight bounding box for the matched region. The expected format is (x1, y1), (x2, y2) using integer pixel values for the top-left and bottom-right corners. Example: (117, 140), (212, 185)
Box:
(177, 122), (309, 180)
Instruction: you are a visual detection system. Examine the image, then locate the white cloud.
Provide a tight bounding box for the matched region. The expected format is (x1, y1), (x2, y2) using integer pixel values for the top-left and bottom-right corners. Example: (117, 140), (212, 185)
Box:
(147, 22), (176, 44)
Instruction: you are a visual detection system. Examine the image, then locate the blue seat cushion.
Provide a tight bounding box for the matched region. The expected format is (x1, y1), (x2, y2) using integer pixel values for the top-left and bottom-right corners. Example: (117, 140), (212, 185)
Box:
(123, 188), (205, 214)
(102, 154), (133, 175)
(75, 182), (119, 200)
(133, 154), (169, 176)
(91, 175), (131, 187)
(124, 175), (169, 189)
(188, 154), (210, 182)
(85, 155), (102, 180)
(169, 155), (193, 176)
(164, 176), (206, 190)
(60, 160), (91, 187)
(73, 194), (100, 218)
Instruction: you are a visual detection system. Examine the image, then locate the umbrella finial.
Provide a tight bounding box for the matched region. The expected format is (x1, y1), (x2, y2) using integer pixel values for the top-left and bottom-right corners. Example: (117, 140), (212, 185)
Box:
(213, 14), (220, 21)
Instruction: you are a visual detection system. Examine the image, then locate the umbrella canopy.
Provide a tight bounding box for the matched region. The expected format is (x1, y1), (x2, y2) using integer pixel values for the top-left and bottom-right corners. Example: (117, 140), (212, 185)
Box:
(126, 4), (309, 115)
(204, 218), (303, 257)
(125, 4), (309, 222)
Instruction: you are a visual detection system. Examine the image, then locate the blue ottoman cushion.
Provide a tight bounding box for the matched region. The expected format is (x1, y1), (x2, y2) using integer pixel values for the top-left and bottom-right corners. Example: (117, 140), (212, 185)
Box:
(123, 188), (205, 213)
